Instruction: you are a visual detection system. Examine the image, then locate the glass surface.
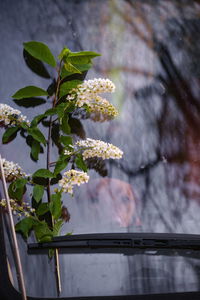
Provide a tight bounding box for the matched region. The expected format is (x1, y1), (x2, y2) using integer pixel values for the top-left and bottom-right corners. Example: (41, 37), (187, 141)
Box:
(1, 0), (200, 236)
(1, 0), (200, 298)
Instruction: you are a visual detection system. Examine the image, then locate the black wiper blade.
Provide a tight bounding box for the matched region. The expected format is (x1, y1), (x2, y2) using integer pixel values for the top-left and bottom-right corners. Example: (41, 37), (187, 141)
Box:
(28, 233), (200, 257)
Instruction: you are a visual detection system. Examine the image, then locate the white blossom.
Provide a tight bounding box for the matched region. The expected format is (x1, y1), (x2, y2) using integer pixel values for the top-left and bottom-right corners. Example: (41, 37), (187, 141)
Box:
(0, 158), (26, 182)
(0, 104), (30, 127)
(58, 169), (89, 194)
(64, 150), (73, 156)
(74, 138), (123, 160)
(66, 79), (117, 121)
(87, 95), (118, 122)
(0, 198), (35, 217)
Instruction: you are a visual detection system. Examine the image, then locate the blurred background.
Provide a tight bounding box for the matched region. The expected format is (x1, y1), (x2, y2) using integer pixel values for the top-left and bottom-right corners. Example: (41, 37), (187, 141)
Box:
(1, 0), (200, 298)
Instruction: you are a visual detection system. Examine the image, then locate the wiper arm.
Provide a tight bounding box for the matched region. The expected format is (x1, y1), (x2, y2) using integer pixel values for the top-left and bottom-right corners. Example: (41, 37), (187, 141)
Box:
(28, 233), (200, 258)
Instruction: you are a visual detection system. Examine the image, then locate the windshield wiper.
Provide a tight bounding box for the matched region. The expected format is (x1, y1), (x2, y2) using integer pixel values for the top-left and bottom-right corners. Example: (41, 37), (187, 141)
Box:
(28, 233), (200, 258)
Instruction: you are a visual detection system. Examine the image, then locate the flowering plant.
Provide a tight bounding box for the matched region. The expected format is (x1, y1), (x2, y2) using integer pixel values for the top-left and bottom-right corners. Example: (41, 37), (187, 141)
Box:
(0, 41), (123, 243)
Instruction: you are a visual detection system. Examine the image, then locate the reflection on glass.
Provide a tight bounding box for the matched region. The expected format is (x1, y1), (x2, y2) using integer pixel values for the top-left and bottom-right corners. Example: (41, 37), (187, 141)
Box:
(1, 0), (200, 298)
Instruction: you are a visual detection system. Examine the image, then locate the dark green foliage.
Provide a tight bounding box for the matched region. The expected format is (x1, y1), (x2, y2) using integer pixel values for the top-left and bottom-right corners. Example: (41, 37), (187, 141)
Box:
(8, 41), (103, 244)
(13, 97), (46, 108)
(75, 154), (87, 172)
(23, 49), (51, 79)
(36, 203), (49, 216)
(8, 178), (27, 201)
(31, 140), (41, 161)
(2, 127), (19, 144)
(23, 41), (56, 67)
(54, 158), (68, 176)
(12, 86), (48, 99)
(32, 169), (54, 178)
(59, 80), (82, 98)
(49, 193), (62, 220)
(33, 185), (45, 203)
(15, 217), (34, 239)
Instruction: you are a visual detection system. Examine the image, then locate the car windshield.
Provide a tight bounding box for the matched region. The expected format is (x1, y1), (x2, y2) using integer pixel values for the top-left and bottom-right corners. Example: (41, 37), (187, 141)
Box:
(1, 0), (200, 299)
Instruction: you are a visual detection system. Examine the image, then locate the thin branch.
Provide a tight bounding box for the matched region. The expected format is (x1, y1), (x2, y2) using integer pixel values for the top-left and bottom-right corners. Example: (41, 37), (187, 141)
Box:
(46, 60), (63, 296)
(0, 155), (27, 300)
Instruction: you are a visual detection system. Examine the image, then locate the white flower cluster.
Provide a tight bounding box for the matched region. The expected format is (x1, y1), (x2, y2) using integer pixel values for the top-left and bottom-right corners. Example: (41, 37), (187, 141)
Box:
(66, 78), (117, 121)
(0, 199), (35, 217)
(0, 104), (30, 127)
(58, 169), (89, 194)
(87, 95), (118, 122)
(0, 158), (26, 182)
(64, 138), (123, 160)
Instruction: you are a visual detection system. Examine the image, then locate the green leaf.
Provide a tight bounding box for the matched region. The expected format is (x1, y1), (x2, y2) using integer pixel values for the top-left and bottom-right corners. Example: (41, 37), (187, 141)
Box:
(61, 63), (91, 78)
(13, 97), (46, 108)
(65, 231), (73, 236)
(8, 178), (27, 201)
(23, 41), (56, 67)
(59, 80), (82, 98)
(49, 193), (62, 220)
(33, 185), (44, 203)
(48, 248), (55, 259)
(32, 169), (54, 178)
(64, 61), (81, 74)
(60, 135), (72, 146)
(31, 140), (40, 161)
(54, 159), (68, 176)
(30, 108), (57, 128)
(69, 117), (85, 139)
(56, 103), (71, 118)
(58, 47), (71, 61)
(28, 127), (46, 145)
(20, 122), (29, 130)
(15, 217), (34, 239)
(68, 51), (101, 64)
(75, 154), (88, 172)
(36, 202), (49, 216)
(31, 114), (46, 127)
(12, 86), (48, 99)
(60, 114), (71, 134)
(23, 49), (51, 79)
(33, 221), (53, 242)
(2, 127), (19, 144)
(69, 50), (101, 58)
(44, 107), (58, 116)
(53, 220), (63, 236)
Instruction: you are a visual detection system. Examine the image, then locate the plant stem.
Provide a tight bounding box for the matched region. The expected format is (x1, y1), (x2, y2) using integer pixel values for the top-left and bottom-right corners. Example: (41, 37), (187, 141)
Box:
(46, 60), (62, 201)
(46, 61), (62, 296)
